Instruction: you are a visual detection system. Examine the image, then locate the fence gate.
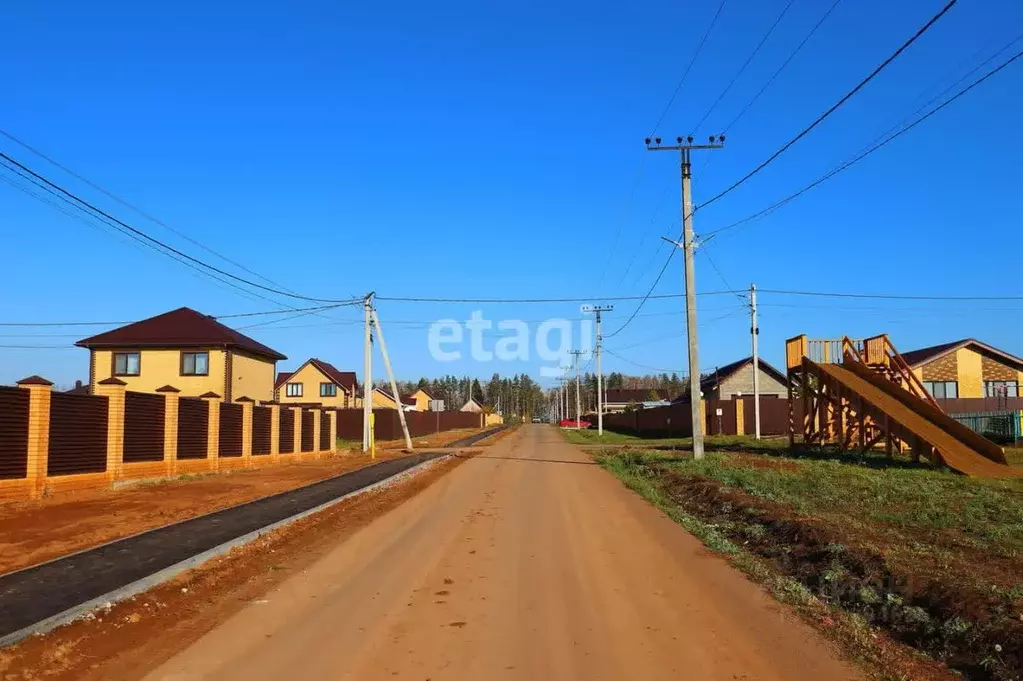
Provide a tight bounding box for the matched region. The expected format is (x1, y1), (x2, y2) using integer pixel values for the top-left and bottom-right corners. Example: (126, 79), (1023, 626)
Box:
(124, 391), (165, 463)
(0, 387), (29, 479)
(48, 393), (108, 475)
(219, 403), (243, 457)
(177, 398), (209, 459)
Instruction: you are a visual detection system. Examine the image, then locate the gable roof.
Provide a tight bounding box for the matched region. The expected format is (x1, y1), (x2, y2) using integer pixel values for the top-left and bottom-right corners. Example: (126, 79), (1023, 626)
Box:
(413, 387), (435, 399)
(76, 307), (286, 361)
(275, 358), (357, 392)
(900, 338), (1023, 370)
(698, 356), (787, 394)
(372, 387), (415, 405)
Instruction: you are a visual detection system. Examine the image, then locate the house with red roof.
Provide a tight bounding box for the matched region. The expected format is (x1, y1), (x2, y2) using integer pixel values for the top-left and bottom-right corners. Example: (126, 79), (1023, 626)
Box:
(901, 339), (1023, 399)
(75, 307), (286, 402)
(274, 358), (358, 408)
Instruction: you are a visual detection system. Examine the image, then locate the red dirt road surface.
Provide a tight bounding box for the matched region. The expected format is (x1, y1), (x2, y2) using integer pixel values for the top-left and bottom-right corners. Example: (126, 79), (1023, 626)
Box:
(143, 425), (862, 681)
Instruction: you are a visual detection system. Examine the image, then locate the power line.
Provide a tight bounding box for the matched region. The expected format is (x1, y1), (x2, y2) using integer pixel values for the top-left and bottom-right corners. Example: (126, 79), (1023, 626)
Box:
(689, 0), (796, 136)
(0, 128), (297, 294)
(604, 348), (685, 374)
(723, 0), (843, 132)
(0, 303), (353, 328)
(698, 0), (957, 211)
(0, 151), (359, 304)
(702, 45), (1023, 241)
(648, 0), (729, 137)
(374, 292), (734, 304)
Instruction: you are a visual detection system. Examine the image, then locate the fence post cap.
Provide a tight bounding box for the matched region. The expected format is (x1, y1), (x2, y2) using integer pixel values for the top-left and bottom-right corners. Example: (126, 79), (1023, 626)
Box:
(235, 396), (254, 403)
(17, 375), (53, 386)
(97, 377), (127, 386)
(200, 391), (222, 400)
(155, 385), (181, 393)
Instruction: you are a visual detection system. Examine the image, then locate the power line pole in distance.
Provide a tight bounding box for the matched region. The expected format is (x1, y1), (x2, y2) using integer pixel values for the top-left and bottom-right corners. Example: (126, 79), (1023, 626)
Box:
(582, 304), (614, 436)
(650, 134), (724, 460)
(750, 283), (761, 440)
(570, 350), (585, 429)
(362, 292), (374, 453)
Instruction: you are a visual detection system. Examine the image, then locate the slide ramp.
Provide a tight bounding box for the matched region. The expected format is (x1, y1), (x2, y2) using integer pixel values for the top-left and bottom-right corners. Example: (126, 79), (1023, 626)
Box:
(814, 362), (1016, 478)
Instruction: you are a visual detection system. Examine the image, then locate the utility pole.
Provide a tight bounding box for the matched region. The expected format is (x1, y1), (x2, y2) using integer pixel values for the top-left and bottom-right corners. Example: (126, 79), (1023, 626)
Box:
(750, 283), (761, 440)
(650, 134), (724, 460)
(362, 292), (374, 452)
(371, 308), (413, 450)
(583, 304), (614, 436)
(570, 350), (585, 429)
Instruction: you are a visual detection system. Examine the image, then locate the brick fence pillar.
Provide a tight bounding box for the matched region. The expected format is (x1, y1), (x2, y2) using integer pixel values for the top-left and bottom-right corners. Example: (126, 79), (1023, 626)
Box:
(201, 391), (221, 471)
(293, 408), (302, 455)
(735, 398), (745, 436)
(95, 377), (127, 481)
(18, 376), (52, 500)
(312, 409), (322, 455)
(269, 404), (281, 462)
(237, 397), (254, 466)
(156, 385), (180, 476)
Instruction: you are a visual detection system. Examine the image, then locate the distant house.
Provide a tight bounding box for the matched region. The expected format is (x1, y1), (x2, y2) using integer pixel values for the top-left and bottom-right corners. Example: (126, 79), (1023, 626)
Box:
(371, 387), (416, 411)
(902, 339), (1023, 400)
(460, 397), (485, 413)
(673, 357), (788, 402)
(63, 380), (90, 395)
(75, 307), (285, 402)
(274, 358), (356, 408)
(604, 388), (676, 414)
(410, 387), (436, 412)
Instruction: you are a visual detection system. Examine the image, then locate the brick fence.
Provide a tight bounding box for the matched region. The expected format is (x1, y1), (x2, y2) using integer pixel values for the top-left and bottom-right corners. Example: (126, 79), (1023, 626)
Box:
(0, 376), (491, 502)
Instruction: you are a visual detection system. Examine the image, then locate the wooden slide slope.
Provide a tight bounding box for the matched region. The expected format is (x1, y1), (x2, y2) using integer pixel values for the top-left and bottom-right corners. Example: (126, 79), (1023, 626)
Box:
(815, 362), (1016, 478)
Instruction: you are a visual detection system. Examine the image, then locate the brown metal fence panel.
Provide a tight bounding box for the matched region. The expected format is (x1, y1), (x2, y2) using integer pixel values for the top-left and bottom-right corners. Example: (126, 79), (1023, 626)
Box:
(219, 403), (243, 458)
(252, 405), (272, 455)
(319, 411), (331, 450)
(177, 398), (209, 460)
(123, 391), (165, 463)
(0, 387), (29, 479)
(301, 410), (315, 452)
(279, 408), (295, 453)
(48, 393), (108, 475)
(335, 409), (362, 440)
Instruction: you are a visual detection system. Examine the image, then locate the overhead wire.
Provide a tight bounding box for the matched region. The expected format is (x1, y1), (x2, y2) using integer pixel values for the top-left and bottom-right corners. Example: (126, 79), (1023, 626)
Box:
(698, 0), (957, 211)
(701, 45), (1023, 241)
(0, 151), (360, 304)
(648, 0), (729, 137)
(688, 0), (797, 137)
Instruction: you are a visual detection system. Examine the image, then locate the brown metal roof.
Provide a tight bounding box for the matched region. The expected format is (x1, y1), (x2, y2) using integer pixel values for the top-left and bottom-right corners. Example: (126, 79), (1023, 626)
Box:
(273, 359), (356, 393)
(900, 338), (1023, 370)
(75, 307), (286, 361)
(605, 388), (675, 404)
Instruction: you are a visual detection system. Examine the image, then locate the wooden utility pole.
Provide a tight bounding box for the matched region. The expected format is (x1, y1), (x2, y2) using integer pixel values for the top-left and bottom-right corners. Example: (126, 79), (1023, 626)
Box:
(570, 350), (585, 429)
(650, 134), (724, 460)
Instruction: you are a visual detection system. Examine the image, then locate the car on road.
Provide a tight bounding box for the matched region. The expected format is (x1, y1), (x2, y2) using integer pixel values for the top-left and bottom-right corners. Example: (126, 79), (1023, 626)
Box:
(531, 417), (542, 423)
(559, 418), (591, 428)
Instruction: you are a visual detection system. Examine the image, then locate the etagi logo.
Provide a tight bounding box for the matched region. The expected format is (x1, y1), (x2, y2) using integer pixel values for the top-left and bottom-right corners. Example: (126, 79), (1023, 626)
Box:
(427, 311), (593, 377)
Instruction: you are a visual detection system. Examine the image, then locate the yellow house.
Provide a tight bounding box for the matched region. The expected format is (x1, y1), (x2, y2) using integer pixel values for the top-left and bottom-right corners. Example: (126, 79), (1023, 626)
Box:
(275, 358), (356, 408)
(410, 388), (435, 412)
(371, 387), (416, 410)
(902, 338), (1023, 400)
(75, 307), (286, 402)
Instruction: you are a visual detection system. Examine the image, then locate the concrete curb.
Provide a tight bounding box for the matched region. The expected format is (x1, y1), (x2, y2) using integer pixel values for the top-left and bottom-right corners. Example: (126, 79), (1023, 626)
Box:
(0, 454), (450, 648)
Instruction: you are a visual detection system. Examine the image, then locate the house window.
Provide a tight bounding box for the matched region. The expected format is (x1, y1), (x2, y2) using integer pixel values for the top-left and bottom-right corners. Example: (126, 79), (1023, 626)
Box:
(923, 380), (958, 399)
(181, 352), (209, 376)
(320, 382), (337, 397)
(984, 380), (1018, 398)
(113, 352), (140, 376)
(286, 383), (303, 398)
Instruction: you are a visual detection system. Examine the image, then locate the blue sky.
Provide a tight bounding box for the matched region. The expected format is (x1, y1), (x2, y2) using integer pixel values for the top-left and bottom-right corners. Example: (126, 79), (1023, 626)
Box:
(2, 0), (1021, 387)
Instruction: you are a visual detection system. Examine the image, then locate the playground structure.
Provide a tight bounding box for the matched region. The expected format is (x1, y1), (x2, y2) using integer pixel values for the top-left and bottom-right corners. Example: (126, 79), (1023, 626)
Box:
(786, 334), (1014, 477)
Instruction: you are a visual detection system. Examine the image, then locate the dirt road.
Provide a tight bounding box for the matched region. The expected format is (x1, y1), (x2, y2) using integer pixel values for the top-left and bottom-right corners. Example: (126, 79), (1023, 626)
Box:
(144, 426), (862, 681)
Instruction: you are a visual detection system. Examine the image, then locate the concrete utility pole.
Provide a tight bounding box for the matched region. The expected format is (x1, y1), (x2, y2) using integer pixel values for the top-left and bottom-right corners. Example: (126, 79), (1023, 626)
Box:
(583, 305), (614, 436)
(362, 292), (374, 452)
(570, 350), (585, 429)
(750, 283), (761, 440)
(371, 309), (413, 451)
(650, 134), (724, 460)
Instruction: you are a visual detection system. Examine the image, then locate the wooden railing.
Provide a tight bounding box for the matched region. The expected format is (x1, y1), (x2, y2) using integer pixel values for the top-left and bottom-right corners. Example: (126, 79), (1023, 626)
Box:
(864, 334), (942, 410)
(787, 335), (864, 368)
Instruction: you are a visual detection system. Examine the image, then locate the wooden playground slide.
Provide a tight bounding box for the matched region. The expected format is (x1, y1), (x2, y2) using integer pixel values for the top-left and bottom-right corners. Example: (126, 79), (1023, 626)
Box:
(814, 362), (1016, 478)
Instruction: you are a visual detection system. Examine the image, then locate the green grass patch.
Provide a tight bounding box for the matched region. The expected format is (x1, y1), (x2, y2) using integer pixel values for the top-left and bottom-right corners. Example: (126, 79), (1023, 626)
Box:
(561, 428), (789, 452)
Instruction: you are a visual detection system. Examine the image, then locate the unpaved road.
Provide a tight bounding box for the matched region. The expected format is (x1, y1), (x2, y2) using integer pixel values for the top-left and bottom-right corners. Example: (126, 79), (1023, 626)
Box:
(145, 425), (862, 681)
